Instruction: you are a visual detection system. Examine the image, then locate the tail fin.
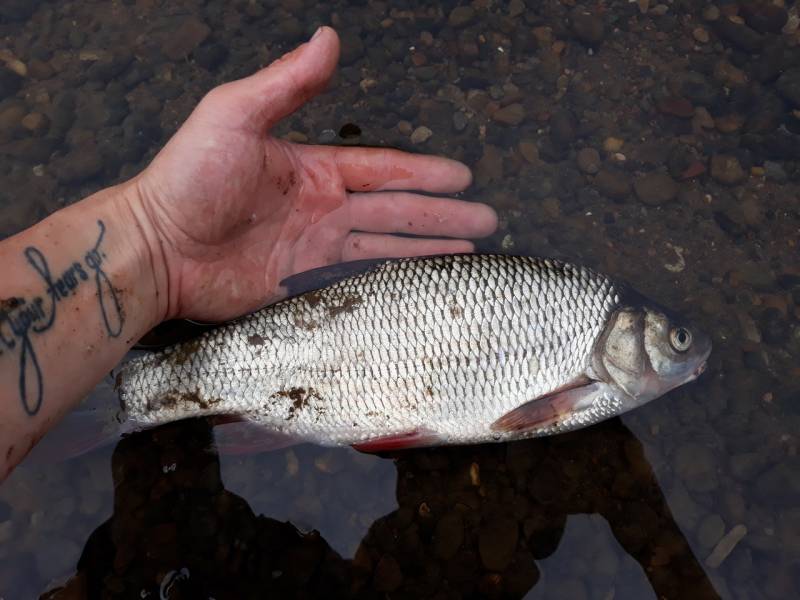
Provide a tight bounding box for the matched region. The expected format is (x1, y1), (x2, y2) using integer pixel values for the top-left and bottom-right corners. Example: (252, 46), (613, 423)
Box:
(25, 377), (130, 464)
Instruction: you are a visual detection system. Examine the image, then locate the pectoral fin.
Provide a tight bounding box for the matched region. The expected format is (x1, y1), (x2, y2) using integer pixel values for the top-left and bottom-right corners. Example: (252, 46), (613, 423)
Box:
(491, 377), (602, 433)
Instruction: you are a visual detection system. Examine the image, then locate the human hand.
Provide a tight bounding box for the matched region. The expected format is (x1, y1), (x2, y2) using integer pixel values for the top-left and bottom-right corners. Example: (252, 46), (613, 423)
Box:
(128, 27), (496, 323)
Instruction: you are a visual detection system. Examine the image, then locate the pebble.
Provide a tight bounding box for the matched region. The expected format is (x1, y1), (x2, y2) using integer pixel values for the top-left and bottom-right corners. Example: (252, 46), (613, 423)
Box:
(21, 112), (49, 136)
(452, 111), (468, 132)
(715, 113), (745, 133)
(680, 71), (719, 106)
(0, 67), (22, 101)
(479, 517), (518, 571)
(194, 42), (228, 71)
(518, 141), (538, 164)
(714, 16), (764, 53)
(594, 169), (631, 199)
(492, 103), (525, 126)
(396, 120), (412, 136)
(763, 161), (787, 182)
(576, 147), (601, 174)
(697, 514), (726, 549)
(602, 137), (624, 152)
(571, 9), (606, 46)
(693, 27), (710, 43)
(410, 126), (432, 144)
(776, 68), (800, 108)
(710, 155), (747, 186)
(51, 143), (104, 185)
(760, 307), (789, 345)
(740, 2), (789, 34)
(448, 6), (475, 28)
(373, 555), (403, 592)
(657, 96), (694, 118)
(0, 104), (26, 139)
(674, 442), (718, 493)
(318, 129), (336, 144)
(704, 5), (720, 21)
(162, 17), (211, 61)
(433, 512), (464, 559)
(694, 106), (714, 129)
(634, 172), (678, 206)
(755, 461), (800, 506)
(27, 58), (53, 80)
(550, 109), (578, 147)
(705, 525), (747, 568)
(339, 31), (364, 66)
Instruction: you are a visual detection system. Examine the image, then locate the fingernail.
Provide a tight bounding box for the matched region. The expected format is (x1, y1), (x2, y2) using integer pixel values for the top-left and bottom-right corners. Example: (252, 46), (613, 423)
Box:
(311, 26), (324, 40)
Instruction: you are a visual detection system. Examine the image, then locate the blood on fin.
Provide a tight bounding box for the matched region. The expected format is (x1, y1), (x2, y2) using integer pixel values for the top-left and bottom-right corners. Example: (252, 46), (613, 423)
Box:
(491, 377), (600, 433)
(352, 429), (441, 453)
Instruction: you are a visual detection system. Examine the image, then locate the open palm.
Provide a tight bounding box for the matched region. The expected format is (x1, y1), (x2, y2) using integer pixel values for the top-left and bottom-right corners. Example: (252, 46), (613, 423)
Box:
(133, 27), (496, 322)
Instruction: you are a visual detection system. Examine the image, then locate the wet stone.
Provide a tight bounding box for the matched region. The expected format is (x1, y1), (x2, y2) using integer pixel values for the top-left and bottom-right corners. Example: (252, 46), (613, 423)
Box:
(740, 2), (788, 34)
(373, 555), (402, 592)
(448, 6), (475, 28)
(571, 9), (606, 46)
(339, 31), (364, 66)
(633, 172), (678, 206)
(756, 460), (800, 507)
(680, 72), (720, 106)
(697, 514), (726, 549)
(453, 111), (468, 132)
(433, 511), (464, 559)
(674, 442), (718, 493)
(657, 96), (694, 118)
(710, 155), (747, 185)
(576, 147), (601, 174)
(410, 126), (432, 144)
(0, 68), (23, 101)
(162, 17), (211, 61)
(492, 103), (525, 126)
(760, 308), (789, 345)
(550, 109), (578, 147)
(776, 68), (800, 108)
(51, 145), (104, 184)
(479, 517), (518, 571)
(594, 169), (631, 199)
(194, 42), (229, 71)
(714, 16), (764, 53)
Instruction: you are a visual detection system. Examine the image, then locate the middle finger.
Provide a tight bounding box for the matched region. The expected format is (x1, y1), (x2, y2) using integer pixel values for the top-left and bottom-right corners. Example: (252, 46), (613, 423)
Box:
(348, 192), (497, 238)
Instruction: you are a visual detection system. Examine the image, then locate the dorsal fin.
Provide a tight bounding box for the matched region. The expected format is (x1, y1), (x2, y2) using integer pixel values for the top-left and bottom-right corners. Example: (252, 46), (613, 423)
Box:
(278, 257), (394, 298)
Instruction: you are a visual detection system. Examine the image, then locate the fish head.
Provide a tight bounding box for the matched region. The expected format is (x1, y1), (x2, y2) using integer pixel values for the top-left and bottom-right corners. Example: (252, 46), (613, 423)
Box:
(593, 300), (711, 411)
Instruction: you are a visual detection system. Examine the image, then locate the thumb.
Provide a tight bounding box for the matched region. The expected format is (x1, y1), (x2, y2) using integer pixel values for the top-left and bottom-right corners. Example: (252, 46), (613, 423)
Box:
(212, 27), (340, 132)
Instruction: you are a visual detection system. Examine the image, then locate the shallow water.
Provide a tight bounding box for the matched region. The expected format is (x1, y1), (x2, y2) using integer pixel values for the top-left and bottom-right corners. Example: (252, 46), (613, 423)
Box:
(1, 1), (799, 598)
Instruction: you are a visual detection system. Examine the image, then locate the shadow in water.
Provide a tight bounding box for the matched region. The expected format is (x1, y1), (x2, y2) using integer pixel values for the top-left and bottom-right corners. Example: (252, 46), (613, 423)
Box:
(42, 418), (719, 599)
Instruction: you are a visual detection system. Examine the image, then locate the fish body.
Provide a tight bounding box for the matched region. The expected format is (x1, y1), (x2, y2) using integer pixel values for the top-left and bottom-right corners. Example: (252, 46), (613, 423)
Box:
(117, 254), (710, 449)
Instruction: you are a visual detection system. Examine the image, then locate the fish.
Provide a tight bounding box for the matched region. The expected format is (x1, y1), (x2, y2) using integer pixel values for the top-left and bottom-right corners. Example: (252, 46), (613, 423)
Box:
(115, 254), (711, 452)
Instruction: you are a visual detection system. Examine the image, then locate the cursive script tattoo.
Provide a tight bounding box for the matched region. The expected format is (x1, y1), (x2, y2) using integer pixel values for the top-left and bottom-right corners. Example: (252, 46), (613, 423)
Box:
(0, 220), (124, 416)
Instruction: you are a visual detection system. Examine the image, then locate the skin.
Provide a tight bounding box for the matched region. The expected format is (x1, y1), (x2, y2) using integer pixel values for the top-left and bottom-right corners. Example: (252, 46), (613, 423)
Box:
(0, 27), (497, 481)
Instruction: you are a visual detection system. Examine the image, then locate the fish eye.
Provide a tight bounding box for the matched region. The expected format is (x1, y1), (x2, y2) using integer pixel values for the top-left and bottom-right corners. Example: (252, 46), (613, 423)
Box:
(670, 327), (693, 352)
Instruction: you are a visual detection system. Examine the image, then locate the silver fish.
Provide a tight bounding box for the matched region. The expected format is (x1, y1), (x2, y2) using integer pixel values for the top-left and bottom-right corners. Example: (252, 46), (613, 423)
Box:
(116, 254), (711, 451)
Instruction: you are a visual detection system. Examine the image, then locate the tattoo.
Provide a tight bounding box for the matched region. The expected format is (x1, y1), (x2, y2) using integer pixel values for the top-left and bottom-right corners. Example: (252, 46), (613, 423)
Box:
(0, 220), (124, 416)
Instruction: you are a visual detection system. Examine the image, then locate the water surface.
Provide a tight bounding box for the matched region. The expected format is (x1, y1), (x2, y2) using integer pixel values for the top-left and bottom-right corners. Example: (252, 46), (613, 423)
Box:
(1, 1), (799, 598)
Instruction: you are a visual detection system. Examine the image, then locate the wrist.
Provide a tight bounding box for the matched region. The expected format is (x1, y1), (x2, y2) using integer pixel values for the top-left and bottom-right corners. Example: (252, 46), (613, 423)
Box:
(104, 178), (173, 332)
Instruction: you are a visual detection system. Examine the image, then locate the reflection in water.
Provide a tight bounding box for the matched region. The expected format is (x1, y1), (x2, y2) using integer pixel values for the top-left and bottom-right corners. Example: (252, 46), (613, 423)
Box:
(42, 419), (718, 599)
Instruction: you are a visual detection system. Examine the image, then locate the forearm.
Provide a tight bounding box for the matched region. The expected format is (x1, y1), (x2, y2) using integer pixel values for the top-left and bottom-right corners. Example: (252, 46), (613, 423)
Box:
(0, 180), (161, 479)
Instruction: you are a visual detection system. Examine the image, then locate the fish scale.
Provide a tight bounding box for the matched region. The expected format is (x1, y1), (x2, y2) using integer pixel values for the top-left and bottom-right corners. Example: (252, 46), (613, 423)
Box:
(118, 254), (625, 445)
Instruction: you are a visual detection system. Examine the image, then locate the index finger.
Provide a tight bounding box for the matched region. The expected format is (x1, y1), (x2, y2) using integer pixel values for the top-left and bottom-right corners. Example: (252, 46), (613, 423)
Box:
(303, 146), (473, 193)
